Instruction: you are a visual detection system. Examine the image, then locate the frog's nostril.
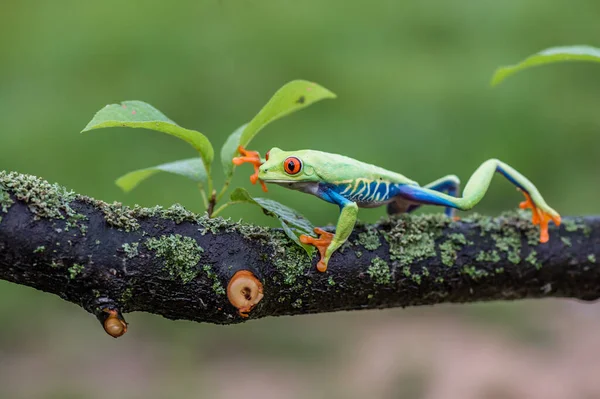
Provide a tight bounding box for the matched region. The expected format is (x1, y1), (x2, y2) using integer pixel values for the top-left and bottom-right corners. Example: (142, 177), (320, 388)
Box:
(263, 168), (268, 172)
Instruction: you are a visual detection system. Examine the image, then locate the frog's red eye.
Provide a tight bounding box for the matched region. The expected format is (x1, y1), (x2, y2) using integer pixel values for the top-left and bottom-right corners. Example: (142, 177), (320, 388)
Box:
(283, 157), (302, 175)
(265, 150), (270, 161)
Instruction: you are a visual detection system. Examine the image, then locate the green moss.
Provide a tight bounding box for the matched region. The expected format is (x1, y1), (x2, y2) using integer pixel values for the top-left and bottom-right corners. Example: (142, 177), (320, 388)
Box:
(560, 237), (572, 247)
(462, 212), (497, 236)
(525, 229), (540, 246)
(0, 172), (74, 218)
(292, 299), (303, 309)
(525, 229), (540, 247)
(33, 246), (46, 254)
(0, 172), (87, 233)
(463, 212), (541, 251)
(411, 273), (422, 285)
(121, 287), (133, 303)
(65, 213), (88, 235)
(476, 250), (501, 263)
(439, 233), (467, 267)
(368, 257), (391, 285)
(435, 276), (444, 283)
(159, 204), (196, 224)
(492, 229), (522, 265)
(198, 214), (229, 235)
(0, 185), (14, 213)
(495, 267), (505, 274)
(328, 276), (336, 286)
(564, 219), (578, 232)
(438, 242), (455, 266)
(462, 265), (489, 280)
(272, 232), (311, 286)
(145, 234), (203, 284)
(355, 251), (363, 258)
(68, 263), (84, 279)
(121, 242), (139, 259)
(525, 249), (541, 270)
(382, 214), (449, 266)
(588, 254), (596, 263)
(74, 200), (205, 234)
(356, 228), (381, 251)
(397, 264), (427, 284)
(202, 265), (225, 295)
(563, 218), (592, 237)
(236, 222), (272, 243)
(198, 214), (242, 236)
(100, 202), (141, 232)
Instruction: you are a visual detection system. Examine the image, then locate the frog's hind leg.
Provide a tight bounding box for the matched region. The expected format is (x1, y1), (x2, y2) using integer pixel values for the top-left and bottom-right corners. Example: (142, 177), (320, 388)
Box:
(392, 159), (561, 243)
(387, 175), (460, 217)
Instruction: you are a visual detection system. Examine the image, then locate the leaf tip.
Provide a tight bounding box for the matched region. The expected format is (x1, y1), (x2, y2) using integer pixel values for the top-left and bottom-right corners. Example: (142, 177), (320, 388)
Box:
(114, 179), (133, 193)
(490, 67), (508, 87)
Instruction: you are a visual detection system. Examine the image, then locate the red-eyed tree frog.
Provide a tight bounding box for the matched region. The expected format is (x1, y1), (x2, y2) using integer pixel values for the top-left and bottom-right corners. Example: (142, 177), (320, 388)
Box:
(233, 146), (561, 273)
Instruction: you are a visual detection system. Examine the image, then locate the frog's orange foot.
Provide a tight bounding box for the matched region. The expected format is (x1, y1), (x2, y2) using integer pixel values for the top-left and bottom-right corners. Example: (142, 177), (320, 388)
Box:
(300, 227), (334, 272)
(518, 190), (561, 243)
(232, 146), (267, 192)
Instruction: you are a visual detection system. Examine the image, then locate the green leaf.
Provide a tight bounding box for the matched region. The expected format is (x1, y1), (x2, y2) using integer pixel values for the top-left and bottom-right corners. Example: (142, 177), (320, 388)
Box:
(82, 101), (214, 171)
(240, 80), (336, 148)
(220, 123), (247, 178)
(279, 221), (315, 256)
(219, 81), (335, 178)
(491, 45), (600, 86)
(115, 158), (207, 193)
(230, 188), (315, 255)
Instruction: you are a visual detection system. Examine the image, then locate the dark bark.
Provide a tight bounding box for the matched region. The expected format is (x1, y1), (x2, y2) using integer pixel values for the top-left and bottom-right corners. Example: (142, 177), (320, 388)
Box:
(0, 171), (599, 337)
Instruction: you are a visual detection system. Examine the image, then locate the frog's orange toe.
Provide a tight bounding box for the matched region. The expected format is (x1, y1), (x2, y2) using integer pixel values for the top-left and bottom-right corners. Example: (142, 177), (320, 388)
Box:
(300, 227), (334, 273)
(519, 190), (561, 243)
(232, 146), (267, 192)
(316, 260), (328, 273)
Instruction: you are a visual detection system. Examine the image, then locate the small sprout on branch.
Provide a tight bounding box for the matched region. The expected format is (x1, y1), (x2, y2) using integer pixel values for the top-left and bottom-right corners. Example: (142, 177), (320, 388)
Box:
(227, 270), (264, 318)
(102, 308), (128, 338)
(82, 80), (335, 231)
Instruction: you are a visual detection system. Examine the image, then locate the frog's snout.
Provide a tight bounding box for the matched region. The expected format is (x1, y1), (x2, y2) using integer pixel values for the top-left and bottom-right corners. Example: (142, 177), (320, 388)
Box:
(258, 165), (268, 179)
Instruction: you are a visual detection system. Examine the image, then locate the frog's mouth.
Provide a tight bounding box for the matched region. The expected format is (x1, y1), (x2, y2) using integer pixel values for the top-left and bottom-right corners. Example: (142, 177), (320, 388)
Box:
(260, 179), (306, 184)
(265, 180), (319, 194)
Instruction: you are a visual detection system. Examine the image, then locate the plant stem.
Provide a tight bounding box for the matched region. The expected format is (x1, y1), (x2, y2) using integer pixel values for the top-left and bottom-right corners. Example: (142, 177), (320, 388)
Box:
(199, 184), (209, 209)
(211, 201), (232, 218)
(215, 179), (231, 203)
(206, 171), (214, 205)
(207, 190), (217, 217)
(205, 169), (219, 217)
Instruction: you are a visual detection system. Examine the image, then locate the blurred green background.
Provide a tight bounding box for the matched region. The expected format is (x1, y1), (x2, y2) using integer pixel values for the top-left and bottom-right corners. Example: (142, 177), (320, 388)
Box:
(1, 1), (600, 398)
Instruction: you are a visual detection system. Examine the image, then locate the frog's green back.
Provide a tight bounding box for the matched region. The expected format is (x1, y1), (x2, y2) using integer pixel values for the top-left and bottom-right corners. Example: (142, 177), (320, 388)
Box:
(297, 149), (419, 186)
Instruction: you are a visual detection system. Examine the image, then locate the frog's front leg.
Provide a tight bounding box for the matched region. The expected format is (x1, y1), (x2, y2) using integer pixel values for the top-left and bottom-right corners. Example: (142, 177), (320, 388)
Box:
(232, 146), (268, 192)
(300, 190), (358, 272)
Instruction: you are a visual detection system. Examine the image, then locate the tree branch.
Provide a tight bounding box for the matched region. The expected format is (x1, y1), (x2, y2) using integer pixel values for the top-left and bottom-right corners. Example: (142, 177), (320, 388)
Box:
(1, 170), (599, 337)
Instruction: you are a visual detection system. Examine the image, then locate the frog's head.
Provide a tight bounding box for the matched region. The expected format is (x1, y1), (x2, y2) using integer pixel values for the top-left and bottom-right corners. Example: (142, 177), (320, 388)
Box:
(258, 148), (319, 185)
